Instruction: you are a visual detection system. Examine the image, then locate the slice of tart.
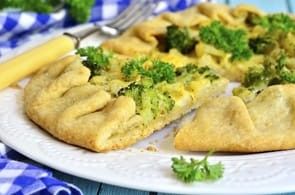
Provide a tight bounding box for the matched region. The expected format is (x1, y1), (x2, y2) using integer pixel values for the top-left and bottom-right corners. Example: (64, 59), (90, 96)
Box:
(174, 85), (295, 152)
(24, 48), (228, 152)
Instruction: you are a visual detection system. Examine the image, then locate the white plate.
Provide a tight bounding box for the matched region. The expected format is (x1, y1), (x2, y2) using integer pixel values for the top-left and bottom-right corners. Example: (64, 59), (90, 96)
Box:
(1, 27), (295, 194)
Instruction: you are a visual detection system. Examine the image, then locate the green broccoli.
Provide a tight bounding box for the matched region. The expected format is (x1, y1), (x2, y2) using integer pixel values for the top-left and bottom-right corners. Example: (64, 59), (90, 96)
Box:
(248, 13), (295, 56)
(76, 46), (112, 76)
(234, 53), (295, 101)
(176, 64), (219, 83)
(146, 60), (176, 84)
(118, 83), (144, 106)
(232, 87), (256, 103)
(66, 0), (95, 23)
(233, 65), (274, 102)
(118, 82), (175, 122)
(245, 13), (262, 26)
(249, 35), (277, 54)
(0, 0), (57, 12)
(243, 66), (273, 92)
(249, 27), (295, 56)
(0, 0), (94, 23)
(176, 64), (199, 74)
(121, 59), (176, 84)
(251, 13), (295, 33)
(121, 58), (147, 80)
(275, 54), (295, 83)
(165, 25), (197, 54)
(242, 55), (285, 91)
(199, 21), (252, 61)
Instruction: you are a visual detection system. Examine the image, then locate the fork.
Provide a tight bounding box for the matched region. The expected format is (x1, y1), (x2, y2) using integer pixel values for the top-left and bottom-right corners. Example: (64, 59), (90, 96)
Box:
(65, 0), (156, 48)
(0, 0), (156, 91)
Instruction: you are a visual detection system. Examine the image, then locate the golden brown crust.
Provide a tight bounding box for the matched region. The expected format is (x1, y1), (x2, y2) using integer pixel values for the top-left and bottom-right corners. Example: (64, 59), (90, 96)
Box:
(101, 3), (266, 82)
(24, 55), (228, 152)
(26, 2), (277, 153)
(24, 56), (137, 152)
(175, 85), (295, 152)
(174, 96), (259, 152)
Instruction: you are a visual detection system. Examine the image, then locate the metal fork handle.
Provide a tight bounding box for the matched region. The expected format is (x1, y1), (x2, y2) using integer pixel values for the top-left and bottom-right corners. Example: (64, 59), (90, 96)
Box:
(63, 0), (156, 48)
(64, 25), (120, 48)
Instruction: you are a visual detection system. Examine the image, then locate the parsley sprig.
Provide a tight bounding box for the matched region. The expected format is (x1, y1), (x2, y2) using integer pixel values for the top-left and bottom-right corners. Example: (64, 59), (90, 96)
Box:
(165, 25), (197, 54)
(251, 13), (295, 33)
(200, 21), (252, 61)
(171, 152), (224, 183)
(0, 0), (95, 23)
(76, 46), (112, 76)
(121, 58), (176, 84)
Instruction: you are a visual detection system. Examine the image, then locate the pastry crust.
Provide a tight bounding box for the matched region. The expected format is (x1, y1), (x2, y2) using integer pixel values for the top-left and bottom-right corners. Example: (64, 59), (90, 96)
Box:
(24, 55), (228, 152)
(101, 3), (266, 81)
(25, 2), (290, 153)
(175, 85), (295, 152)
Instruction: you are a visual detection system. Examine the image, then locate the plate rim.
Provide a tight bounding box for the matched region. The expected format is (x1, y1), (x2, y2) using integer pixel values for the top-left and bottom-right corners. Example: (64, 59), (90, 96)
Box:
(1, 23), (295, 194)
(1, 88), (295, 194)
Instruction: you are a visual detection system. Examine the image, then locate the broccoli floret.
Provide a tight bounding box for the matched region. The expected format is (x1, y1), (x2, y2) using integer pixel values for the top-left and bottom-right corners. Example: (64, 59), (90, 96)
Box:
(165, 25), (197, 54)
(117, 83), (144, 106)
(198, 66), (220, 81)
(0, 0), (94, 23)
(66, 0), (95, 23)
(249, 27), (295, 56)
(176, 64), (199, 75)
(121, 59), (176, 84)
(144, 89), (175, 120)
(279, 70), (295, 83)
(243, 66), (272, 92)
(118, 82), (175, 122)
(245, 13), (262, 26)
(275, 54), (295, 83)
(121, 58), (147, 80)
(176, 64), (219, 83)
(248, 14), (295, 55)
(76, 46), (112, 76)
(0, 0), (57, 12)
(234, 53), (295, 100)
(199, 21), (252, 61)
(242, 54), (288, 92)
(249, 35), (277, 54)
(252, 13), (295, 33)
(233, 66), (274, 102)
(232, 87), (256, 103)
(145, 60), (176, 84)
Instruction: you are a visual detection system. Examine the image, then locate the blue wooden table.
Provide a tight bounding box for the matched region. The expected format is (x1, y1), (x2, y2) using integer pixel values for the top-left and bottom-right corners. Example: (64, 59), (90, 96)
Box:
(31, 0), (295, 194)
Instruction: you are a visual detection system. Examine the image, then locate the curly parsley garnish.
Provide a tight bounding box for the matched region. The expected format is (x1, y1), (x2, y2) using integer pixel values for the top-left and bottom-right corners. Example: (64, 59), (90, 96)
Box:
(76, 46), (112, 76)
(121, 58), (176, 84)
(171, 152), (224, 183)
(200, 21), (252, 61)
(0, 0), (95, 23)
(251, 13), (295, 33)
(165, 25), (197, 54)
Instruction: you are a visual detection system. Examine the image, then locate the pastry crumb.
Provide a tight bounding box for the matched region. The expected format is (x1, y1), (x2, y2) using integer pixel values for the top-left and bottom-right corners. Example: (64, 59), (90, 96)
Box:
(10, 83), (22, 89)
(164, 133), (171, 138)
(146, 144), (158, 152)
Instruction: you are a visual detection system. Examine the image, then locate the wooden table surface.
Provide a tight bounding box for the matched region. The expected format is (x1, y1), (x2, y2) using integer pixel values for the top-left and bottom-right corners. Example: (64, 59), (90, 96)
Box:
(23, 0), (295, 194)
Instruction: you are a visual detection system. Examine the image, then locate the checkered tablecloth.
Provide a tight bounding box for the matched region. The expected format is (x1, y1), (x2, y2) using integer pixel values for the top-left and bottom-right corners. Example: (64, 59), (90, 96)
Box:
(0, 0), (205, 194)
(0, 143), (82, 195)
(0, 0), (204, 56)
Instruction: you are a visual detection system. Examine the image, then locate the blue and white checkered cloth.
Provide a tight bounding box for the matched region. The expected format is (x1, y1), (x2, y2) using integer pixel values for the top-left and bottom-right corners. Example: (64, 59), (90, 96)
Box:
(0, 0), (205, 56)
(0, 143), (82, 195)
(0, 0), (204, 194)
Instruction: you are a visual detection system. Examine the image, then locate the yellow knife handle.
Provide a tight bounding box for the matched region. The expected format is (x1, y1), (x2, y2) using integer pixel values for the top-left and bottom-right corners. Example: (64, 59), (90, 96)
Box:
(0, 35), (76, 91)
